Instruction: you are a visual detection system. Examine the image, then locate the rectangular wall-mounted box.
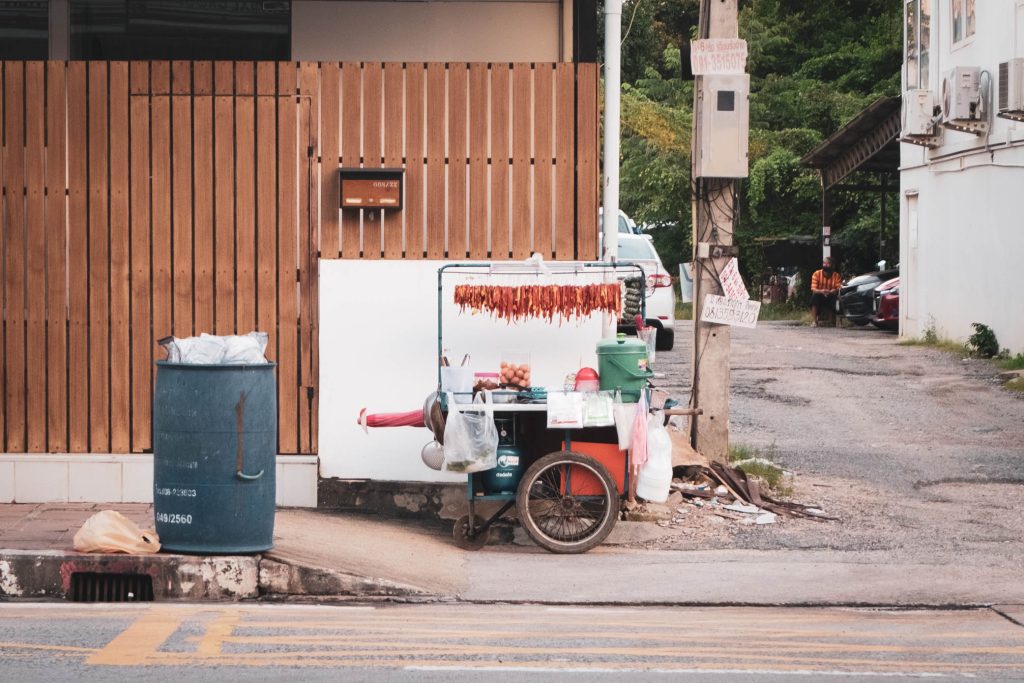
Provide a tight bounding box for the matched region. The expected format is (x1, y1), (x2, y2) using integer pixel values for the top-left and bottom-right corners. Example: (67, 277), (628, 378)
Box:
(340, 168), (404, 210)
(695, 73), (750, 178)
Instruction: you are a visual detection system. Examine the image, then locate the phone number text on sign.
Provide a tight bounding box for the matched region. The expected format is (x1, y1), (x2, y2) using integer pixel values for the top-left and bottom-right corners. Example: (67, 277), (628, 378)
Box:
(700, 293), (761, 328)
(690, 39), (748, 75)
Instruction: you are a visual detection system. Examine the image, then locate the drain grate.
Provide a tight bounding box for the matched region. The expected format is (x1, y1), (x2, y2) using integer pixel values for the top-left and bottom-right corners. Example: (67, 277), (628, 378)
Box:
(70, 572), (155, 602)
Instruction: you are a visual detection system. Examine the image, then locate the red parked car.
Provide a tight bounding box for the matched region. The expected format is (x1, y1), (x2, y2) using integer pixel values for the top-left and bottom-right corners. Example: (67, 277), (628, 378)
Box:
(871, 277), (899, 331)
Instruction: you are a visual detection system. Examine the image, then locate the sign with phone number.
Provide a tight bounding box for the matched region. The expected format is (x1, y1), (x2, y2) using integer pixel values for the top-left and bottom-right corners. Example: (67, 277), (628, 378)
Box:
(691, 39), (748, 75)
(701, 293), (761, 328)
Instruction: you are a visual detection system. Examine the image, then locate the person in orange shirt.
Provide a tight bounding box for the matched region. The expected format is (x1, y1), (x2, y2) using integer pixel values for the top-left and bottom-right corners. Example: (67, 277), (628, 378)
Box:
(810, 257), (842, 327)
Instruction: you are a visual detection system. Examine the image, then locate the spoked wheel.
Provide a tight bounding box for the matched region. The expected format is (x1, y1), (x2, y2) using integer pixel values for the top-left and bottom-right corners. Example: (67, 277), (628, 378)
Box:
(516, 451), (619, 554)
(452, 514), (490, 551)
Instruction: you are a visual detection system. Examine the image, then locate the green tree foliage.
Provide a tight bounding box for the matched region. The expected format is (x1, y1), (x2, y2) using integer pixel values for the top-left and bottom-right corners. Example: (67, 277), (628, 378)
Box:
(606, 0), (902, 292)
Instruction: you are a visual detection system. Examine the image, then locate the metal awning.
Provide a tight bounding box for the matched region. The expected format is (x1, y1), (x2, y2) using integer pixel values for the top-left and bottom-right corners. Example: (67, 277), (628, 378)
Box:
(801, 96), (900, 190)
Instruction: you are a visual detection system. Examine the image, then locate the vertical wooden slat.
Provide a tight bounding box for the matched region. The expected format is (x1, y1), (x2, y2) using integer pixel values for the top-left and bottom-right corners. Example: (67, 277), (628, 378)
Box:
(447, 64), (468, 259)
(362, 62), (383, 258)
(66, 62), (89, 452)
(339, 63), (360, 259)
(320, 63), (340, 259)
(25, 62), (46, 452)
(172, 64), (193, 337)
(3, 62), (26, 451)
(404, 64), (425, 259)
(129, 61), (152, 452)
(151, 62), (173, 354)
(575, 63), (599, 260)
(276, 63), (298, 454)
(46, 62), (68, 452)
(297, 62), (318, 453)
(468, 64), (488, 260)
(382, 63), (404, 259)
(554, 64), (575, 259)
(235, 62), (256, 333)
(0, 63), (5, 447)
(193, 62), (214, 335)
(88, 61), (110, 451)
(534, 64), (554, 260)
(511, 63), (532, 260)
(109, 62), (130, 453)
(490, 64), (511, 260)
(256, 63), (277, 354)
(213, 61), (235, 334)
(425, 63), (445, 259)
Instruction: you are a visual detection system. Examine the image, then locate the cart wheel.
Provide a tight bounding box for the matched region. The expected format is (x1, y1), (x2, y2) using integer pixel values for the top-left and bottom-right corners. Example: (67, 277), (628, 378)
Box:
(452, 514), (490, 551)
(516, 451), (619, 554)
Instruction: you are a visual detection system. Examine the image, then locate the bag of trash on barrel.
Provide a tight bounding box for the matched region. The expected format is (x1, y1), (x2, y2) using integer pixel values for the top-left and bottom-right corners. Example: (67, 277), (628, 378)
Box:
(159, 331), (269, 365)
(442, 392), (498, 473)
(73, 510), (161, 554)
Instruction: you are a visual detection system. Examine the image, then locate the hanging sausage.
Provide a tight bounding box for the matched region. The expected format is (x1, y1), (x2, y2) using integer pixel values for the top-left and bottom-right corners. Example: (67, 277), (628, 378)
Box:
(453, 284), (622, 323)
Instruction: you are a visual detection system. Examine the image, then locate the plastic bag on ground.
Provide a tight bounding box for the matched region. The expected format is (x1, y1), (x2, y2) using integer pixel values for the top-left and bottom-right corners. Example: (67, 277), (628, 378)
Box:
(73, 510), (161, 554)
(442, 393), (498, 473)
(161, 332), (268, 365)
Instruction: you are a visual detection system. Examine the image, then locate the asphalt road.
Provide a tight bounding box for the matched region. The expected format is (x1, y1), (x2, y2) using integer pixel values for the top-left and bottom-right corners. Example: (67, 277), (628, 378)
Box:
(2, 602), (1024, 681)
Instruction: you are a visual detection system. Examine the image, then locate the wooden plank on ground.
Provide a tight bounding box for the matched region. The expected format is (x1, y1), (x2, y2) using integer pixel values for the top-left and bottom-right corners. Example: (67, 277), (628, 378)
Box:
(447, 63), (468, 259)
(554, 64), (575, 259)
(24, 62), (46, 452)
(109, 62), (131, 453)
(129, 61), (152, 452)
(362, 62), (383, 258)
(404, 64), (425, 259)
(276, 62), (298, 454)
(468, 64), (488, 259)
(88, 61), (110, 452)
(3, 62), (26, 451)
(533, 63), (554, 260)
(256, 62), (277, 355)
(575, 63), (599, 260)
(339, 62), (360, 259)
(511, 63), (532, 259)
(213, 61), (235, 334)
(425, 63), (445, 259)
(235, 64), (256, 333)
(46, 62), (68, 452)
(320, 62), (340, 259)
(172, 75), (194, 337)
(193, 65), (214, 335)
(297, 62), (317, 453)
(382, 63), (404, 258)
(66, 62), (89, 452)
(490, 64), (511, 260)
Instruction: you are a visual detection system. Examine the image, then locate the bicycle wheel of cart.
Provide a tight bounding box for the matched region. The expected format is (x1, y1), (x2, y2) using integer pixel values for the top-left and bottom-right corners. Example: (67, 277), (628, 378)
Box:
(516, 451), (619, 554)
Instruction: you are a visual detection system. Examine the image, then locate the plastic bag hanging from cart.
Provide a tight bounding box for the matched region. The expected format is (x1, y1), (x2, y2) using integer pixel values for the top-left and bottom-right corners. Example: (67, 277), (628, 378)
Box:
(442, 392), (498, 473)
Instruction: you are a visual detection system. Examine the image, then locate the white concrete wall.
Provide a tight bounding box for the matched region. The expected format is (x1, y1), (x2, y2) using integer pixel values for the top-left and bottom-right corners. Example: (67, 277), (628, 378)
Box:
(292, 1), (564, 62)
(318, 259), (608, 481)
(900, 0), (1024, 352)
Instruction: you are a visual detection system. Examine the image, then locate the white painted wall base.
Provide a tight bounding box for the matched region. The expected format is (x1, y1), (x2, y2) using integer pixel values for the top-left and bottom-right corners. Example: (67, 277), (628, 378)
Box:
(0, 454), (318, 508)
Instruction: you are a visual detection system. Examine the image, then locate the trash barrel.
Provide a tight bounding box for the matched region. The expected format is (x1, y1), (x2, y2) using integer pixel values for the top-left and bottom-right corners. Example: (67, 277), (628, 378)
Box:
(153, 361), (277, 553)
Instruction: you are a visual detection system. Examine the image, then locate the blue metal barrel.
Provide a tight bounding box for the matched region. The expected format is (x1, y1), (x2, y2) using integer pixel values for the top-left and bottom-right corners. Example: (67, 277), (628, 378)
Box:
(153, 362), (277, 553)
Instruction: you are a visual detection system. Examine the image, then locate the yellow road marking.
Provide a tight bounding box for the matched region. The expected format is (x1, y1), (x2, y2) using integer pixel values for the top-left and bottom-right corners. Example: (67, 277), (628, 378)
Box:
(87, 609), (193, 666)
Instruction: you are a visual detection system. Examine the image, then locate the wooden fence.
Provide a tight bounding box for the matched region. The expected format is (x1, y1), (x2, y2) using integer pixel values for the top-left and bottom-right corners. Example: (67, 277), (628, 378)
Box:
(0, 60), (598, 455)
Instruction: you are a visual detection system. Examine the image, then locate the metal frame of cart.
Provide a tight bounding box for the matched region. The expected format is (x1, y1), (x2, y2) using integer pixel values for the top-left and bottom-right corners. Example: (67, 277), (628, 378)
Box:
(437, 261), (647, 554)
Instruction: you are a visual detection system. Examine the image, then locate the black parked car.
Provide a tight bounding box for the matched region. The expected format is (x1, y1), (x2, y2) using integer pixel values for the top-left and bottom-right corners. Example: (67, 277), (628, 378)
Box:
(836, 268), (899, 326)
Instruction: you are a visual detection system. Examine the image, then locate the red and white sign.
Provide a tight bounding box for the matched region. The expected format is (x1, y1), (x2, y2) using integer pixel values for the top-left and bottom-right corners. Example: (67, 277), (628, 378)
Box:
(691, 39), (748, 76)
(719, 257), (749, 302)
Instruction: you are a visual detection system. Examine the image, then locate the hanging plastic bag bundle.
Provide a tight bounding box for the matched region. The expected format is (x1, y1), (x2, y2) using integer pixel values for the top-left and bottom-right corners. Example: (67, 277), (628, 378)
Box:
(73, 510), (161, 554)
(629, 391), (650, 472)
(442, 392), (499, 473)
(613, 390), (634, 450)
(636, 411), (673, 503)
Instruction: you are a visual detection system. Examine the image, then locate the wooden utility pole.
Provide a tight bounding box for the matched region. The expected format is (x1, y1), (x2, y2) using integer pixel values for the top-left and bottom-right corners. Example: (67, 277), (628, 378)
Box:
(690, 0), (740, 461)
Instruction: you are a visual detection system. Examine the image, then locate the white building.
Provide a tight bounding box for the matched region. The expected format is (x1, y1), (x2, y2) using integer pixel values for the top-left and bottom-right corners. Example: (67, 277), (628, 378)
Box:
(900, 0), (1024, 353)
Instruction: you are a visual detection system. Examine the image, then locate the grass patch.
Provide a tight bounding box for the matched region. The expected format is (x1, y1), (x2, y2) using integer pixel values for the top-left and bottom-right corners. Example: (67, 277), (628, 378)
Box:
(675, 301), (692, 319)
(1005, 378), (1024, 393)
(675, 301), (809, 323)
(998, 353), (1024, 371)
(727, 443), (792, 498)
(898, 337), (968, 354)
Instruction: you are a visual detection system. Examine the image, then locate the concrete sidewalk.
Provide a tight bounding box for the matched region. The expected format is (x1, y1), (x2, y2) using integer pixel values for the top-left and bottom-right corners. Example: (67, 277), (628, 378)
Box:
(3, 503), (1024, 606)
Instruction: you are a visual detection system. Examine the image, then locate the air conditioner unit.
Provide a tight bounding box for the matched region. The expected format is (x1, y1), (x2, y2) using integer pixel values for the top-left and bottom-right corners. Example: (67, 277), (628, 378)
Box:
(901, 89), (942, 147)
(998, 58), (1024, 121)
(941, 67), (988, 133)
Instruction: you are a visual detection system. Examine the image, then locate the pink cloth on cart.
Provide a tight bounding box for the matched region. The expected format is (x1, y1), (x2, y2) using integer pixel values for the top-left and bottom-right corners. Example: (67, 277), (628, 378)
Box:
(629, 392), (649, 469)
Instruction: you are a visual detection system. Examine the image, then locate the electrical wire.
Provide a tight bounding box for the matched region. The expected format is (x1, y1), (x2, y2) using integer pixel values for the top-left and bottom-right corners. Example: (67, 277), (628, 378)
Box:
(621, 0), (643, 47)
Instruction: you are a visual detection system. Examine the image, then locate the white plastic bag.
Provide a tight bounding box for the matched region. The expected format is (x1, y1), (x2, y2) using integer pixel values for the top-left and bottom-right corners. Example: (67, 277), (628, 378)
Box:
(442, 393), (498, 473)
(613, 391), (634, 449)
(161, 332), (268, 364)
(636, 411), (672, 503)
(582, 392), (614, 427)
(73, 510), (161, 554)
(546, 392), (584, 429)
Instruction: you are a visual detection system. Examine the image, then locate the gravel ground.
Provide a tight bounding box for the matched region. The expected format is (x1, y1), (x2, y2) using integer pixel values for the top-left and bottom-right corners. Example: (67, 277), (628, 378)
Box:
(643, 319), (1024, 565)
